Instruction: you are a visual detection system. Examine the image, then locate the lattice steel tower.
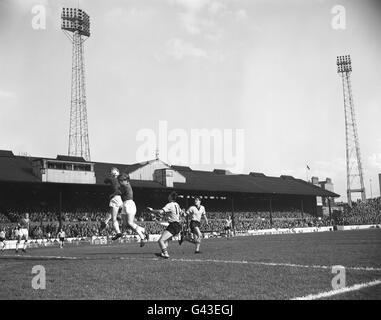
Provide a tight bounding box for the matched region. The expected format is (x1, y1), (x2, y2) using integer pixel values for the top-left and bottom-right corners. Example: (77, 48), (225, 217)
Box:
(336, 55), (366, 206)
(61, 8), (91, 161)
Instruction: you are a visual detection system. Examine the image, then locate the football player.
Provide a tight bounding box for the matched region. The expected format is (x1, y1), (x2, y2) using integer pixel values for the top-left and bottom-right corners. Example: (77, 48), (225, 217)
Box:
(147, 191), (182, 259)
(179, 197), (208, 253)
(15, 213), (30, 253)
(118, 173), (149, 247)
(102, 167), (124, 240)
(58, 228), (66, 249)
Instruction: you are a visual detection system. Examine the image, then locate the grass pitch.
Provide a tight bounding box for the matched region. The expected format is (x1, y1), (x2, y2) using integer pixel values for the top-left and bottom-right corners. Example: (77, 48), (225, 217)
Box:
(0, 229), (380, 300)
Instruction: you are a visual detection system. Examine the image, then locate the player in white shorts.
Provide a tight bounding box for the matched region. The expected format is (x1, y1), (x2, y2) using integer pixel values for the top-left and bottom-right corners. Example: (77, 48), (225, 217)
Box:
(15, 213), (30, 253)
(0, 228), (6, 252)
(118, 173), (149, 247)
(224, 215), (233, 238)
(102, 167), (124, 240)
(58, 229), (66, 249)
(179, 197), (208, 254)
(147, 191), (182, 259)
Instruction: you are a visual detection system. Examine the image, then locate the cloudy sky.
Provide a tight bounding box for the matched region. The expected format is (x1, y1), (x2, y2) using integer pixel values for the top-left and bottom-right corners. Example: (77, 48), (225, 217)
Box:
(0, 0), (380, 200)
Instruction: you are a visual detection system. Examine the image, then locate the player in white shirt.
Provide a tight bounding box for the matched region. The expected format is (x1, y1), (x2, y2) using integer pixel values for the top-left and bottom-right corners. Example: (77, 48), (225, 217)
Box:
(58, 229), (66, 249)
(15, 213), (30, 253)
(147, 191), (182, 259)
(224, 215), (233, 237)
(179, 197), (208, 254)
(0, 229), (6, 252)
(102, 167), (124, 240)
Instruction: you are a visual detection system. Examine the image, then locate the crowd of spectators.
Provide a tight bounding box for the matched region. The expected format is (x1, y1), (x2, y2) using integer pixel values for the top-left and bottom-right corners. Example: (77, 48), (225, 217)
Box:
(1, 198), (380, 239)
(1, 208), (58, 223)
(218, 210), (306, 220)
(198, 215), (333, 232)
(0, 207), (109, 223)
(335, 198), (381, 225)
(0, 213), (10, 223)
(61, 211), (106, 223)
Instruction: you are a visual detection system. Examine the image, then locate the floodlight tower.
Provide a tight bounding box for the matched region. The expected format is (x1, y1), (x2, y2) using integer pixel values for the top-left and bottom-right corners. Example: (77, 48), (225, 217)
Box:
(61, 8), (91, 161)
(336, 55), (366, 206)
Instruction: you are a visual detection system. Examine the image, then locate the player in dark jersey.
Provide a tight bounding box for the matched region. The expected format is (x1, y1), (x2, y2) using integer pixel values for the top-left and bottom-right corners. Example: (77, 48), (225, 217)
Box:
(118, 173), (149, 247)
(102, 167), (123, 240)
(15, 213), (30, 253)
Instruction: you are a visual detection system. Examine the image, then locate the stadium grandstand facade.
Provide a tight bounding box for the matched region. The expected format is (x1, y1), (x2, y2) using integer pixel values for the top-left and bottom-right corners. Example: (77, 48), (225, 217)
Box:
(0, 149), (339, 224)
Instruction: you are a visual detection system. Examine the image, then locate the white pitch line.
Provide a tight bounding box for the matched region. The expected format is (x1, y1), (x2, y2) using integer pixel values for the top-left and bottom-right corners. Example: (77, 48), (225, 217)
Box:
(168, 257), (381, 272)
(2, 255), (381, 272)
(291, 279), (381, 300)
(0, 255), (79, 260)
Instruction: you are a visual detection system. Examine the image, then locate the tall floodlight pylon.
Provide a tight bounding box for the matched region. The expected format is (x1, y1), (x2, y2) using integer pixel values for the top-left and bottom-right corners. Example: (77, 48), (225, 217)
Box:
(61, 7), (91, 161)
(336, 55), (366, 206)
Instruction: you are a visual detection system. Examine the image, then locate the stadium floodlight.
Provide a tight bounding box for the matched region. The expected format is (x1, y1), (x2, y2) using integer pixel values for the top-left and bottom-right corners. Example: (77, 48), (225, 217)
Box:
(61, 7), (91, 161)
(61, 7), (90, 37)
(336, 55), (366, 206)
(336, 55), (352, 73)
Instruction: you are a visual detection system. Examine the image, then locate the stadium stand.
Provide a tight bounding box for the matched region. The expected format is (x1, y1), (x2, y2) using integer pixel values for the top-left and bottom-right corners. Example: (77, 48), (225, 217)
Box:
(0, 151), (379, 240)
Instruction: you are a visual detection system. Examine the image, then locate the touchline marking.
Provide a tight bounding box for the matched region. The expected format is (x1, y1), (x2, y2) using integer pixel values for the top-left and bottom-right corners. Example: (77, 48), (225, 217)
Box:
(168, 258), (381, 272)
(2, 254), (381, 272)
(0, 255), (79, 260)
(0, 254), (160, 262)
(291, 279), (381, 300)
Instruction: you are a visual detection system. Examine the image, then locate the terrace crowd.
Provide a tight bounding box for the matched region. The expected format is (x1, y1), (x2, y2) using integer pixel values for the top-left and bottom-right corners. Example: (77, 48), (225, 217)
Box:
(336, 198), (381, 225)
(0, 198), (380, 239)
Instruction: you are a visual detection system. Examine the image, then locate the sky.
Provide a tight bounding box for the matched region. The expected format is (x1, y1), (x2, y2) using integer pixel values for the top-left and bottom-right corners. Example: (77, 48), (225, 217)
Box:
(0, 0), (381, 201)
